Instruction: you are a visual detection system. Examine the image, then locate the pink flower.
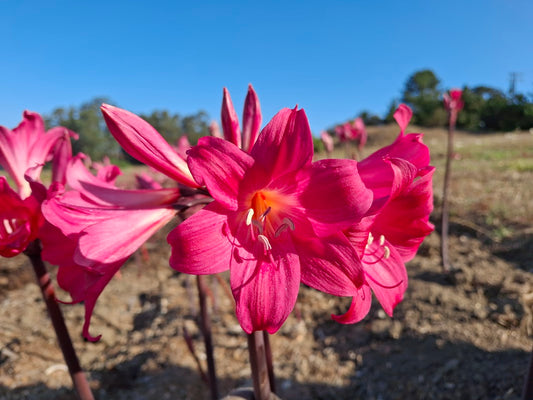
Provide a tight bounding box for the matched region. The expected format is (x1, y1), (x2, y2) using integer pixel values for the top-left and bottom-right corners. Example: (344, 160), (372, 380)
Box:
(333, 104), (434, 323)
(352, 117), (367, 151)
(176, 135), (192, 160)
(0, 111), (76, 199)
(209, 120), (222, 138)
(0, 111), (76, 256)
(221, 84), (262, 152)
(168, 107), (373, 333)
(320, 130), (334, 154)
(443, 89), (464, 113)
(41, 154), (182, 341)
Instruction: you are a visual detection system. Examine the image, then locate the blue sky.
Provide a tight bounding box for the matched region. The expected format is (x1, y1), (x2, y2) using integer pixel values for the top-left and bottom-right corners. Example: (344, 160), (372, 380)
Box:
(1, 0), (532, 134)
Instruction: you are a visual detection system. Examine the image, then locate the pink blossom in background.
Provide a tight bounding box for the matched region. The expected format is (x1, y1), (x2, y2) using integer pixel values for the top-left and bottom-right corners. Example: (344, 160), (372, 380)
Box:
(176, 135), (192, 160)
(443, 89), (464, 127)
(320, 130), (334, 154)
(0, 111), (76, 199)
(443, 89), (464, 113)
(0, 111), (76, 257)
(168, 107), (373, 333)
(220, 84), (262, 152)
(352, 117), (367, 151)
(209, 120), (222, 138)
(334, 104), (434, 323)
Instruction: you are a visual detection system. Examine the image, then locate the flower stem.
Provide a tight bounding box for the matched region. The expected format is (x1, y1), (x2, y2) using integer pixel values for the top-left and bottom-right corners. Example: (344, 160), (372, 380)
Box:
(522, 348), (533, 400)
(24, 240), (94, 400)
(441, 114), (456, 272)
(263, 330), (276, 393)
(247, 331), (272, 400)
(196, 275), (219, 400)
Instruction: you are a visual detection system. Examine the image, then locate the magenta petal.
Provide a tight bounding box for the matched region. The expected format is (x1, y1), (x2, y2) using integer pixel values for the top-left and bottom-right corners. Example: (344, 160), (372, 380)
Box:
(360, 132), (430, 172)
(230, 240), (300, 334)
(372, 167), (435, 261)
(250, 107), (313, 180)
(101, 104), (198, 188)
(75, 207), (177, 267)
(364, 243), (407, 316)
(393, 104), (413, 134)
(187, 137), (253, 210)
(168, 202), (233, 275)
(298, 159), (373, 236)
(221, 88), (241, 148)
(241, 84), (262, 152)
(331, 285), (372, 324)
(296, 233), (364, 296)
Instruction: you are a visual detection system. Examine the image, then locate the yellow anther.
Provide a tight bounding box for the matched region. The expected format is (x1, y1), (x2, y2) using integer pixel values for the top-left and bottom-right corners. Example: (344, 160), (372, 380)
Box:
(367, 232), (374, 246)
(379, 235), (385, 246)
(383, 246), (390, 259)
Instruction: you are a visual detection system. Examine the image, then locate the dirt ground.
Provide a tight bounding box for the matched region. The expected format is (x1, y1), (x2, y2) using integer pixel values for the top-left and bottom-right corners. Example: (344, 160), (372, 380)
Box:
(1, 126), (532, 399)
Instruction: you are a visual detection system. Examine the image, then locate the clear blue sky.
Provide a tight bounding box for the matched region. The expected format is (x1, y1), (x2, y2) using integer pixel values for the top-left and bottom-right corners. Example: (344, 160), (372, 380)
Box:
(1, 0), (532, 135)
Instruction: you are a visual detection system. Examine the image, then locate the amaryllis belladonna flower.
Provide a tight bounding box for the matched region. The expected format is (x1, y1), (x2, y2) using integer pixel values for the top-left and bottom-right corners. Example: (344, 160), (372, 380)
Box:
(443, 89), (464, 114)
(42, 104), (209, 340)
(443, 89), (464, 127)
(168, 106), (373, 333)
(334, 104), (434, 323)
(0, 111), (76, 257)
(320, 130), (334, 154)
(41, 154), (183, 341)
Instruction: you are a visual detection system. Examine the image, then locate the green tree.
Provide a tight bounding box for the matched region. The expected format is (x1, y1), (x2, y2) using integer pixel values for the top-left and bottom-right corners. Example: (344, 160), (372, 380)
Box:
(402, 69), (444, 126)
(45, 97), (120, 160)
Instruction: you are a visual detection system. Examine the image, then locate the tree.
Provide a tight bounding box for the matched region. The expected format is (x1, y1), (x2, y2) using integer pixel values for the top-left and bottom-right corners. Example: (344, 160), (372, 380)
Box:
(45, 97), (121, 160)
(402, 69), (444, 126)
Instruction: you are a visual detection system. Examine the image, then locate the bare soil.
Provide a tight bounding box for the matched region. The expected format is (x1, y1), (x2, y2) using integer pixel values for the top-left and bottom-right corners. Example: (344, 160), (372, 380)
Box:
(1, 126), (532, 399)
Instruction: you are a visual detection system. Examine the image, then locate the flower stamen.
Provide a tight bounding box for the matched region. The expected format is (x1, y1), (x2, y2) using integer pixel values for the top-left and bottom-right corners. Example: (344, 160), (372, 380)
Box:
(258, 234), (272, 253)
(245, 209), (255, 226)
(3, 219), (13, 235)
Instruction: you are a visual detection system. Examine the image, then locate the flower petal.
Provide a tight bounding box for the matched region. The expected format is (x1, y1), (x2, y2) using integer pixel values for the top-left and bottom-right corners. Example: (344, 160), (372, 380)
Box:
(241, 84), (262, 152)
(75, 207), (177, 267)
(230, 238), (300, 334)
(364, 242), (407, 316)
(296, 233), (364, 296)
(250, 107), (313, 180)
(372, 167), (434, 261)
(331, 285), (372, 324)
(187, 137), (253, 210)
(297, 159), (373, 236)
(393, 104), (413, 135)
(101, 104), (198, 188)
(168, 202), (233, 275)
(221, 88), (241, 148)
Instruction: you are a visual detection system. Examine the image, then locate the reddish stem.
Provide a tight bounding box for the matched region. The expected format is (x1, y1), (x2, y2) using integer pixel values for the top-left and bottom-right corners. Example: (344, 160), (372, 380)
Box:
(196, 275), (219, 400)
(522, 347), (533, 400)
(24, 240), (94, 400)
(441, 113), (456, 272)
(247, 331), (272, 400)
(263, 330), (276, 393)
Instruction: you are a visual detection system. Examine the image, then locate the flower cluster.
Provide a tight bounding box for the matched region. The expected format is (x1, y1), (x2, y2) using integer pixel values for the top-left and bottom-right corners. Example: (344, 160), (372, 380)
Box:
(1, 87), (433, 340)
